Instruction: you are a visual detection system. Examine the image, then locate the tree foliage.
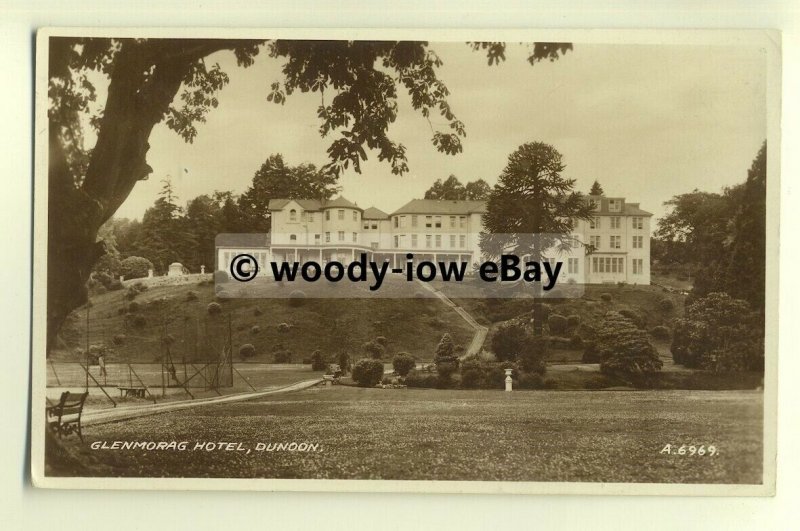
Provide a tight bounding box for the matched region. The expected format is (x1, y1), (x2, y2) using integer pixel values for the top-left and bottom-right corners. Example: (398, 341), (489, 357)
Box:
(423, 175), (492, 200)
(671, 293), (763, 373)
(480, 142), (595, 335)
(589, 180), (604, 196)
(593, 312), (662, 381)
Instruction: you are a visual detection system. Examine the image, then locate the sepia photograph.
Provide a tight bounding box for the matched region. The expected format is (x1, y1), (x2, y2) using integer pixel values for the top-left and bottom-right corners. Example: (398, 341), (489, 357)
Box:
(31, 28), (779, 495)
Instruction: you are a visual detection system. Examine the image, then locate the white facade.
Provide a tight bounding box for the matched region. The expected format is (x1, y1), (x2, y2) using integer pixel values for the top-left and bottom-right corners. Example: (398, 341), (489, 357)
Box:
(217, 194), (652, 285)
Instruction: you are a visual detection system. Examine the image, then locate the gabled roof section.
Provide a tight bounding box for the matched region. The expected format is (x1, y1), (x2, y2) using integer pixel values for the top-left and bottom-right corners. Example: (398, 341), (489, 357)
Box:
(392, 199), (487, 215)
(586, 195), (652, 217)
(215, 233), (270, 248)
(267, 196), (362, 212)
(362, 207), (389, 219)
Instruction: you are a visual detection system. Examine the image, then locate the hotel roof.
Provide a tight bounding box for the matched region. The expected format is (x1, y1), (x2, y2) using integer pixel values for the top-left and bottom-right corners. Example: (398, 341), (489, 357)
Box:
(268, 196), (362, 212)
(391, 199), (487, 216)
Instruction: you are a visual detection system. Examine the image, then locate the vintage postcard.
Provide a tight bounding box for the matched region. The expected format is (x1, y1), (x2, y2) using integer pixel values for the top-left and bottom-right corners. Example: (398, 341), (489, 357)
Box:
(32, 28), (780, 494)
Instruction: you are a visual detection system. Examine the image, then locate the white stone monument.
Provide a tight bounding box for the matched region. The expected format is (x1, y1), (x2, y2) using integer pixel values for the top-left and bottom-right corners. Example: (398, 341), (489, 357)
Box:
(147, 268), (154, 278)
(200, 265), (205, 274)
(167, 262), (185, 277)
(505, 368), (513, 392)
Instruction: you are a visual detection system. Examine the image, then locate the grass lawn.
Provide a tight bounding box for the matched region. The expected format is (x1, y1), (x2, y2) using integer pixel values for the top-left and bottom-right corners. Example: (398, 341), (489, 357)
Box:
(48, 387), (763, 484)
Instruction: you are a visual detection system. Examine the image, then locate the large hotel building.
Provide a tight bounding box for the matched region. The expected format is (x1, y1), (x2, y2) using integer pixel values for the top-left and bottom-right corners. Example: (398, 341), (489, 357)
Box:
(217, 194), (652, 285)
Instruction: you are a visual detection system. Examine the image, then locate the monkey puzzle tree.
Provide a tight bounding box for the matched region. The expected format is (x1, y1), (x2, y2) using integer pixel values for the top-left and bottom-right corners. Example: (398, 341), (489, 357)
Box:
(46, 37), (571, 353)
(480, 142), (594, 335)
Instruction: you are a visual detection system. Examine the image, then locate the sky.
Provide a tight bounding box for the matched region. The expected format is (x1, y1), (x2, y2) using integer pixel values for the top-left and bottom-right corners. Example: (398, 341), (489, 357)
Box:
(103, 41), (767, 225)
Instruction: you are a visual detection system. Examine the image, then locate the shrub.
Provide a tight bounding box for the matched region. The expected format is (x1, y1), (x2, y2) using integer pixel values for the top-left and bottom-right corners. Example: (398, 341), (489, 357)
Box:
(213, 270), (229, 284)
(250, 325), (261, 335)
(547, 314), (568, 335)
(600, 292), (612, 302)
(207, 302), (222, 315)
(288, 290), (306, 307)
(119, 256), (153, 280)
(671, 293), (763, 372)
(351, 359), (385, 387)
(185, 290), (198, 302)
(310, 350), (327, 371)
(131, 315), (147, 329)
(459, 360), (507, 389)
(107, 279), (123, 291)
(404, 370), (440, 389)
(434, 333), (460, 377)
(518, 337), (547, 375)
(517, 372), (544, 390)
(337, 351), (352, 374)
(566, 314), (581, 329)
(363, 340), (385, 359)
(658, 298), (675, 312)
(596, 312), (662, 382)
(277, 322), (291, 333)
(392, 353), (416, 377)
(582, 340), (599, 363)
(650, 325), (671, 340)
(125, 288), (139, 301)
(127, 301), (140, 313)
(618, 308), (643, 328)
(375, 336), (388, 347)
(239, 344), (256, 359)
(112, 334), (126, 346)
(490, 323), (528, 362)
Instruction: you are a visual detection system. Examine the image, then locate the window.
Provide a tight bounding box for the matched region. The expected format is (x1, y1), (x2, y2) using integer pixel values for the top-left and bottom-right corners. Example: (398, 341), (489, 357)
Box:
(632, 217), (643, 229)
(363, 222), (370, 230)
(590, 235), (601, 249)
(394, 217), (399, 228)
(337, 231), (344, 242)
(325, 211), (330, 221)
(610, 235), (621, 249)
(399, 216), (407, 228)
(338, 209), (344, 220)
(633, 258), (643, 275)
(459, 216), (467, 228)
(609, 199), (622, 212)
(434, 216), (442, 228)
(449, 235), (456, 248)
(412, 215), (418, 228)
(371, 223), (378, 230)
(325, 232), (330, 242)
(435, 235), (442, 248)
(632, 235), (643, 249)
(589, 217), (599, 229)
(592, 257), (624, 273)
(290, 234), (297, 241)
(450, 216), (456, 228)
(352, 232), (358, 243)
(411, 234), (418, 247)
(308, 213), (314, 222)
(610, 217), (621, 229)
(353, 211), (358, 221)
(591, 199), (601, 211)
(425, 216), (432, 228)
(289, 209), (297, 221)
(314, 234), (320, 242)
(459, 235), (466, 248)
(300, 211), (306, 221)
(426, 235), (432, 248)
(568, 258), (579, 274)
(394, 235), (399, 248)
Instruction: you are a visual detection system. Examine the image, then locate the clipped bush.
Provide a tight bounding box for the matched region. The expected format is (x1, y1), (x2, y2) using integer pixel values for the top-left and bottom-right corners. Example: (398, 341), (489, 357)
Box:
(650, 325), (671, 340)
(277, 322), (291, 333)
(207, 302), (222, 315)
(119, 256), (153, 280)
(338, 351), (352, 374)
(618, 308), (642, 327)
(566, 314), (581, 329)
(459, 360), (507, 389)
(658, 298), (675, 312)
(352, 359), (385, 387)
(596, 312), (662, 383)
(273, 349), (293, 363)
(112, 334), (126, 346)
(600, 292), (613, 302)
(250, 325), (261, 335)
(239, 344), (256, 359)
(434, 333), (460, 377)
(214, 270), (229, 284)
(404, 370), (440, 389)
(127, 301), (140, 313)
(392, 353), (416, 377)
(288, 290), (306, 307)
(185, 290), (198, 302)
(310, 349), (326, 371)
(547, 314), (568, 335)
(375, 336), (388, 347)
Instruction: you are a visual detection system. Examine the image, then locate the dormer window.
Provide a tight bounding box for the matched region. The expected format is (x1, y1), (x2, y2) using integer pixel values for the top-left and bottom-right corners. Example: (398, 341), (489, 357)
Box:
(289, 209), (297, 222)
(609, 199), (622, 212)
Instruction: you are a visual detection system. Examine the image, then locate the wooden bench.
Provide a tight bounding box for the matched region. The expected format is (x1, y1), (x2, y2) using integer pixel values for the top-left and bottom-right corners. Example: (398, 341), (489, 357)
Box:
(46, 391), (88, 442)
(117, 386), (147, 398)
